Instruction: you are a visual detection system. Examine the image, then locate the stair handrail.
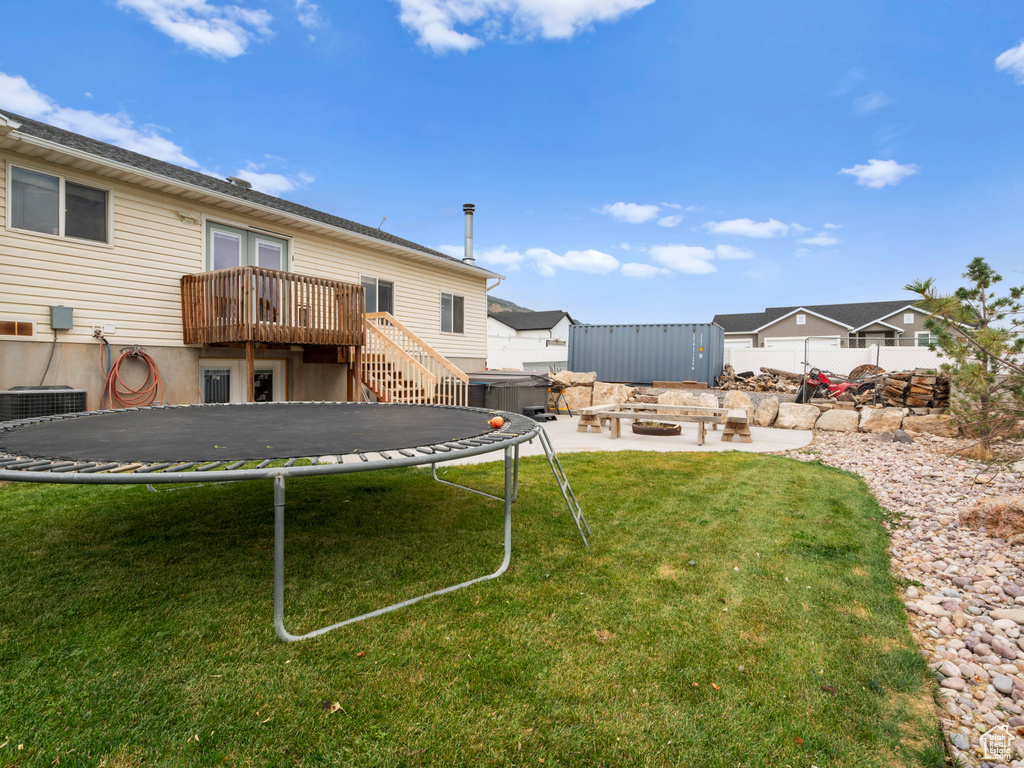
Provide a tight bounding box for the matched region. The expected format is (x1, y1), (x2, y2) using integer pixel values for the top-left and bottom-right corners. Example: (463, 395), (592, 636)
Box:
(362, 321), (437, 404)
(365, 312), (469, 405)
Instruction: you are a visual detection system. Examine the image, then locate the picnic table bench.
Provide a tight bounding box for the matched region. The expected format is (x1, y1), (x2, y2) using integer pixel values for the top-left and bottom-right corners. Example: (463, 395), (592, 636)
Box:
(577, 402), (730, 446)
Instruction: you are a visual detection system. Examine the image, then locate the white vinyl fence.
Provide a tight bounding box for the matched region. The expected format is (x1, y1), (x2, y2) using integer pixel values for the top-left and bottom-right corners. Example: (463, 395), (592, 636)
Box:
(724, 344), (945, 378)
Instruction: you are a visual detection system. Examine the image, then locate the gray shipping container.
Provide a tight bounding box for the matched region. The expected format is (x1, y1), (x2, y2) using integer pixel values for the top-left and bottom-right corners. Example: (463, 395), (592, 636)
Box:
(568, 323), (724, 385)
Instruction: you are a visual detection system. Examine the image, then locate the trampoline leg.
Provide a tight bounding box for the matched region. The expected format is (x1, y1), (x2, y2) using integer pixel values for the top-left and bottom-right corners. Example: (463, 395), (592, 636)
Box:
(273, 450), (514, 643)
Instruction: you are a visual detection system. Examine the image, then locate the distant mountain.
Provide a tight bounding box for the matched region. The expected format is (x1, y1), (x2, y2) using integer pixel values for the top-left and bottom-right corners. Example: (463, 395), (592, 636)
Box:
(488, 296), (533, 313)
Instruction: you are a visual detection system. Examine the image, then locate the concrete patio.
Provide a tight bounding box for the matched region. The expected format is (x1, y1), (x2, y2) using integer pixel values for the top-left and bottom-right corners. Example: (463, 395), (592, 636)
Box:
(448, 414), (813, 465)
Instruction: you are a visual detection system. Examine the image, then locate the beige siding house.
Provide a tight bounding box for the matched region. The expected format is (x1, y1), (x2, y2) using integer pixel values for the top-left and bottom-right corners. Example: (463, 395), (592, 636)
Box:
(713, 301), (932, 349)
(0, 111), (499, 412)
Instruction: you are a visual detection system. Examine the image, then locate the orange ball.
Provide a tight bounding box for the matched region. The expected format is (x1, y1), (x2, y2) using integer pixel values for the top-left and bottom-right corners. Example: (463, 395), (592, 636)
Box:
(488, 416), (505, 429)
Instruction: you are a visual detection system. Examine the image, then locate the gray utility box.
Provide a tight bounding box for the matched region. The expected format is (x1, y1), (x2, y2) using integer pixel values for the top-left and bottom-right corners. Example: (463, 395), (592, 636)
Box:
(50, 305), (74, 330)
(568, 322), (724, 386)
(0, 385), (87, 421)
(465, 372), (551, 415)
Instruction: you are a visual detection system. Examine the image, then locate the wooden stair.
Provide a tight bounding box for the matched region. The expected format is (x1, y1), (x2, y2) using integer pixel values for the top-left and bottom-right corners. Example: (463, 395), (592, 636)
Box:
(361, 313), (468, 405)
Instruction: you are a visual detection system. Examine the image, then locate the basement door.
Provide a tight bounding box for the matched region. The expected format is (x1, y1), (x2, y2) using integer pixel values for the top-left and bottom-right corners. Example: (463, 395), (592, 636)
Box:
(200, 359), (286, 403)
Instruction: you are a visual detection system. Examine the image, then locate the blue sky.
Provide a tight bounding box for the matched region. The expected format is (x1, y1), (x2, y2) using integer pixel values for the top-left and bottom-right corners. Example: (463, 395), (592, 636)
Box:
(2, 1), (1023, 323)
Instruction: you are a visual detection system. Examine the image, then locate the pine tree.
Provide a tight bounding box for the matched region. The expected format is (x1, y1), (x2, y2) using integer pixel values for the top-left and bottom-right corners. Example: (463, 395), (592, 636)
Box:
(906, 258), (1023, 450)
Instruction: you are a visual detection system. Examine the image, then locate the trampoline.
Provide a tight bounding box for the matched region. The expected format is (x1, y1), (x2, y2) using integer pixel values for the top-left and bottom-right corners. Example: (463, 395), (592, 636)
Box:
(0, 402), (589, 641)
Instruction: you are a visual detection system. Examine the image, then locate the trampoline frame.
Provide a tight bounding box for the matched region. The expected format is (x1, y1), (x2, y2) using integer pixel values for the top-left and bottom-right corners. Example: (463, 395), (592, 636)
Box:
(0, 402), (590, 642)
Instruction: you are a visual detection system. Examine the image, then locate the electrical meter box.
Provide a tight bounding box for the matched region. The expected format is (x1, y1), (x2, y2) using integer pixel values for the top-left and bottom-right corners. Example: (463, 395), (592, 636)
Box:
(50, 305), (73, 330)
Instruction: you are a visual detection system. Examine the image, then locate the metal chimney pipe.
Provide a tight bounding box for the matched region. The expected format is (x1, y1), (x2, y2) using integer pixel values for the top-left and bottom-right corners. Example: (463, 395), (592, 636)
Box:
(463, 203), (475, 264)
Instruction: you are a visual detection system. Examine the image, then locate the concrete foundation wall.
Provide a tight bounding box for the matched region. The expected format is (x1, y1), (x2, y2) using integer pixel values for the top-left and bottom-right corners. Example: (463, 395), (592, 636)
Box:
(0, 340), (350, 411)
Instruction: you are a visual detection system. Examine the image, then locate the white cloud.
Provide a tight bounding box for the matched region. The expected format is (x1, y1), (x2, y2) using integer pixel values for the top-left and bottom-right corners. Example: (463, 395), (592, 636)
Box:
(685, 204), (702, 212)
(599, 201), (660, 224)
(657, 214), (683, 228)
(789, 222), (809, 234)
(831, 67), (865, 97)
(477, 245), (525, 269)
(823, 222), (841, 229)
(840, 158), (919, 189)
(649, 244), (717, 274)
(715, 244), (754, 260)
(800, 232), (839, 246)
(855, 91), (893, 114)
(295, 0), (324, 28)
(996, 41), (1024, 83)
(0, 72), (201, 168)
(661, 202), (682, 209)
(393, 0), (654, 54)
(621, 262), (670, 279)
(526, 247), (619, 276)
(116, 0), (273, 58)
(235, 163), (312, 196)
(704, 217), (790, 239)
(617, 242), (631, 251)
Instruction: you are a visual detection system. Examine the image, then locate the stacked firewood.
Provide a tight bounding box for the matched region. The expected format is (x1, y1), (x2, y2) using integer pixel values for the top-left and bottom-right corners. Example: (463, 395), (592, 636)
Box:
(879, 369), (950, 410)
(717, 365), (798, 393)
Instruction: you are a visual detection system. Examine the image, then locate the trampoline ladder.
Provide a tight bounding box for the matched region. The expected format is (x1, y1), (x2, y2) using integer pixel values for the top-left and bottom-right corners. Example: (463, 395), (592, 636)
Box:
(537, 427), (590, 548)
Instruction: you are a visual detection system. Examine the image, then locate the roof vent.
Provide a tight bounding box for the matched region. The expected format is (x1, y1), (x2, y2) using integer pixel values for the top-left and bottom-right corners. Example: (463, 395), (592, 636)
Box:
(226, 176), (253, 190)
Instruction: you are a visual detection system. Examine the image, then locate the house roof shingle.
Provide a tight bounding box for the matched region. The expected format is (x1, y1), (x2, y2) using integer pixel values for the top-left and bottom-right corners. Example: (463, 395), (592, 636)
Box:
(0, 110), (498, 276)
(488, 310), (576, 331)
(713, 300), (923, 333)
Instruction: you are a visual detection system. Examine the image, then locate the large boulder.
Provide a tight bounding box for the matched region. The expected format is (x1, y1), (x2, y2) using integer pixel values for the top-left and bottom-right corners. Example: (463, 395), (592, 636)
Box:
(775, 403), (820, 430)
(902, 414), (959, 438)
(657, 390), (719, 412)
(562, 386), (593, 411)
(859, 407), (905, 433)
(960, 496), (1024, 545)
(592, 381), (636, 407)
(815, 408), (860, 432)
(722, 391), (754, 420)
(551, 370), (573, 388)
(753, 397), (779, 427)
(569, 371), (597, 386)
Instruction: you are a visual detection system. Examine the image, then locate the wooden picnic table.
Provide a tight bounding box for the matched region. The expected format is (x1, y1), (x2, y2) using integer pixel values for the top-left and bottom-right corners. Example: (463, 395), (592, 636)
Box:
(578, 402), (729, 446)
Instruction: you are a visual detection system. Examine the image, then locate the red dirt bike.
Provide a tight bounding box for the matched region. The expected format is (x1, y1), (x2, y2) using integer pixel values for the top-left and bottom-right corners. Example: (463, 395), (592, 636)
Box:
(794, 367), (874, 403)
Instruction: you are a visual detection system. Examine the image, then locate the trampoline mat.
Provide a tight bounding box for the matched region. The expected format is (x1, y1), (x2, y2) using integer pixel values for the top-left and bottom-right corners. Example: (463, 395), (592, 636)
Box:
(0, 403), (511, 463)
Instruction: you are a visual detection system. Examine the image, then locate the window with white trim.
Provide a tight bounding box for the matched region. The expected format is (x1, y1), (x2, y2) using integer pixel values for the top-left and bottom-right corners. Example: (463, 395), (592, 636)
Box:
(795, 313), (806, 325)
(361, 276), (394, 314)
(441, 292), (464, 334)
(206, 222), (288, 271)
(904, 313), (915, 324)
(8, 164), (111, 244)
(916, 331), (938, 348)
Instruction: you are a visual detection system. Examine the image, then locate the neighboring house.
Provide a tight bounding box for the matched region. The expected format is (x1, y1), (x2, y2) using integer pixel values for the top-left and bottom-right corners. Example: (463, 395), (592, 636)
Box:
(0, 110), (500, 411)
(486, 310), (576, 372)
(713, 300), (935, 350)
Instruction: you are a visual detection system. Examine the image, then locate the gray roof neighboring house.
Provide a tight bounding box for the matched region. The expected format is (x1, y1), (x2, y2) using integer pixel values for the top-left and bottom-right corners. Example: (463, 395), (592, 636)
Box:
(0, 110), (499, 277)
(713, 300), (925, 334)
(488, 310), (577, 332)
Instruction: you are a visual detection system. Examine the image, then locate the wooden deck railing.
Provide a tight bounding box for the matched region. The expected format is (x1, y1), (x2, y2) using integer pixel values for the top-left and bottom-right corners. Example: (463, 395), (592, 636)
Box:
(365, 312), (468, 405)
(181, 266), (364, 346)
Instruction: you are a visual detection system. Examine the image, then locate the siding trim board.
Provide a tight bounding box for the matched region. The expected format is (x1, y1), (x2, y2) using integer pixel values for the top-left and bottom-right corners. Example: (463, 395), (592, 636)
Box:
(751, 306), (853, 333)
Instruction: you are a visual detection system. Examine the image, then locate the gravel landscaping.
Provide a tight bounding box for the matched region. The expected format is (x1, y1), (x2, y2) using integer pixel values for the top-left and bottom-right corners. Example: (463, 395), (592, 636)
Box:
(790, 431), (1024, 767)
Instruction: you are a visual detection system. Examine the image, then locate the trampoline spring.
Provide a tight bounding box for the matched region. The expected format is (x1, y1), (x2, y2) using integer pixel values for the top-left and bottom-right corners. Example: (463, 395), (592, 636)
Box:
(357, 453), (369, 462)
(78, 463), (122, 474)
(379, 452), (392, 460)
(195, 462), (225, 472)
(255, 460), (273, 469)
(223, 461), (247, 471)
(284, 458), (298, 467)
(3, 459), (48, 469)
(398, 450), (416, 457)
(416, 447), (434, 455)
(62, 463), (98, 473)
(28, 462), (78, 472)
(164, 462), (198, 473)
(135, 463), (174, 474)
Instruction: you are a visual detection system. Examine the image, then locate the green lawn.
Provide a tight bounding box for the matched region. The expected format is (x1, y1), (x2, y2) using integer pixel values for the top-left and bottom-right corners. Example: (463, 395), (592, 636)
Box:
(0, 452), (944, 767)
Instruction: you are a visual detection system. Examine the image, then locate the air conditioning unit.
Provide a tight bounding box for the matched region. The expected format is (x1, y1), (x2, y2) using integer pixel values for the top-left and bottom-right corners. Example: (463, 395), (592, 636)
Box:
(0, 386), (88, 421)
